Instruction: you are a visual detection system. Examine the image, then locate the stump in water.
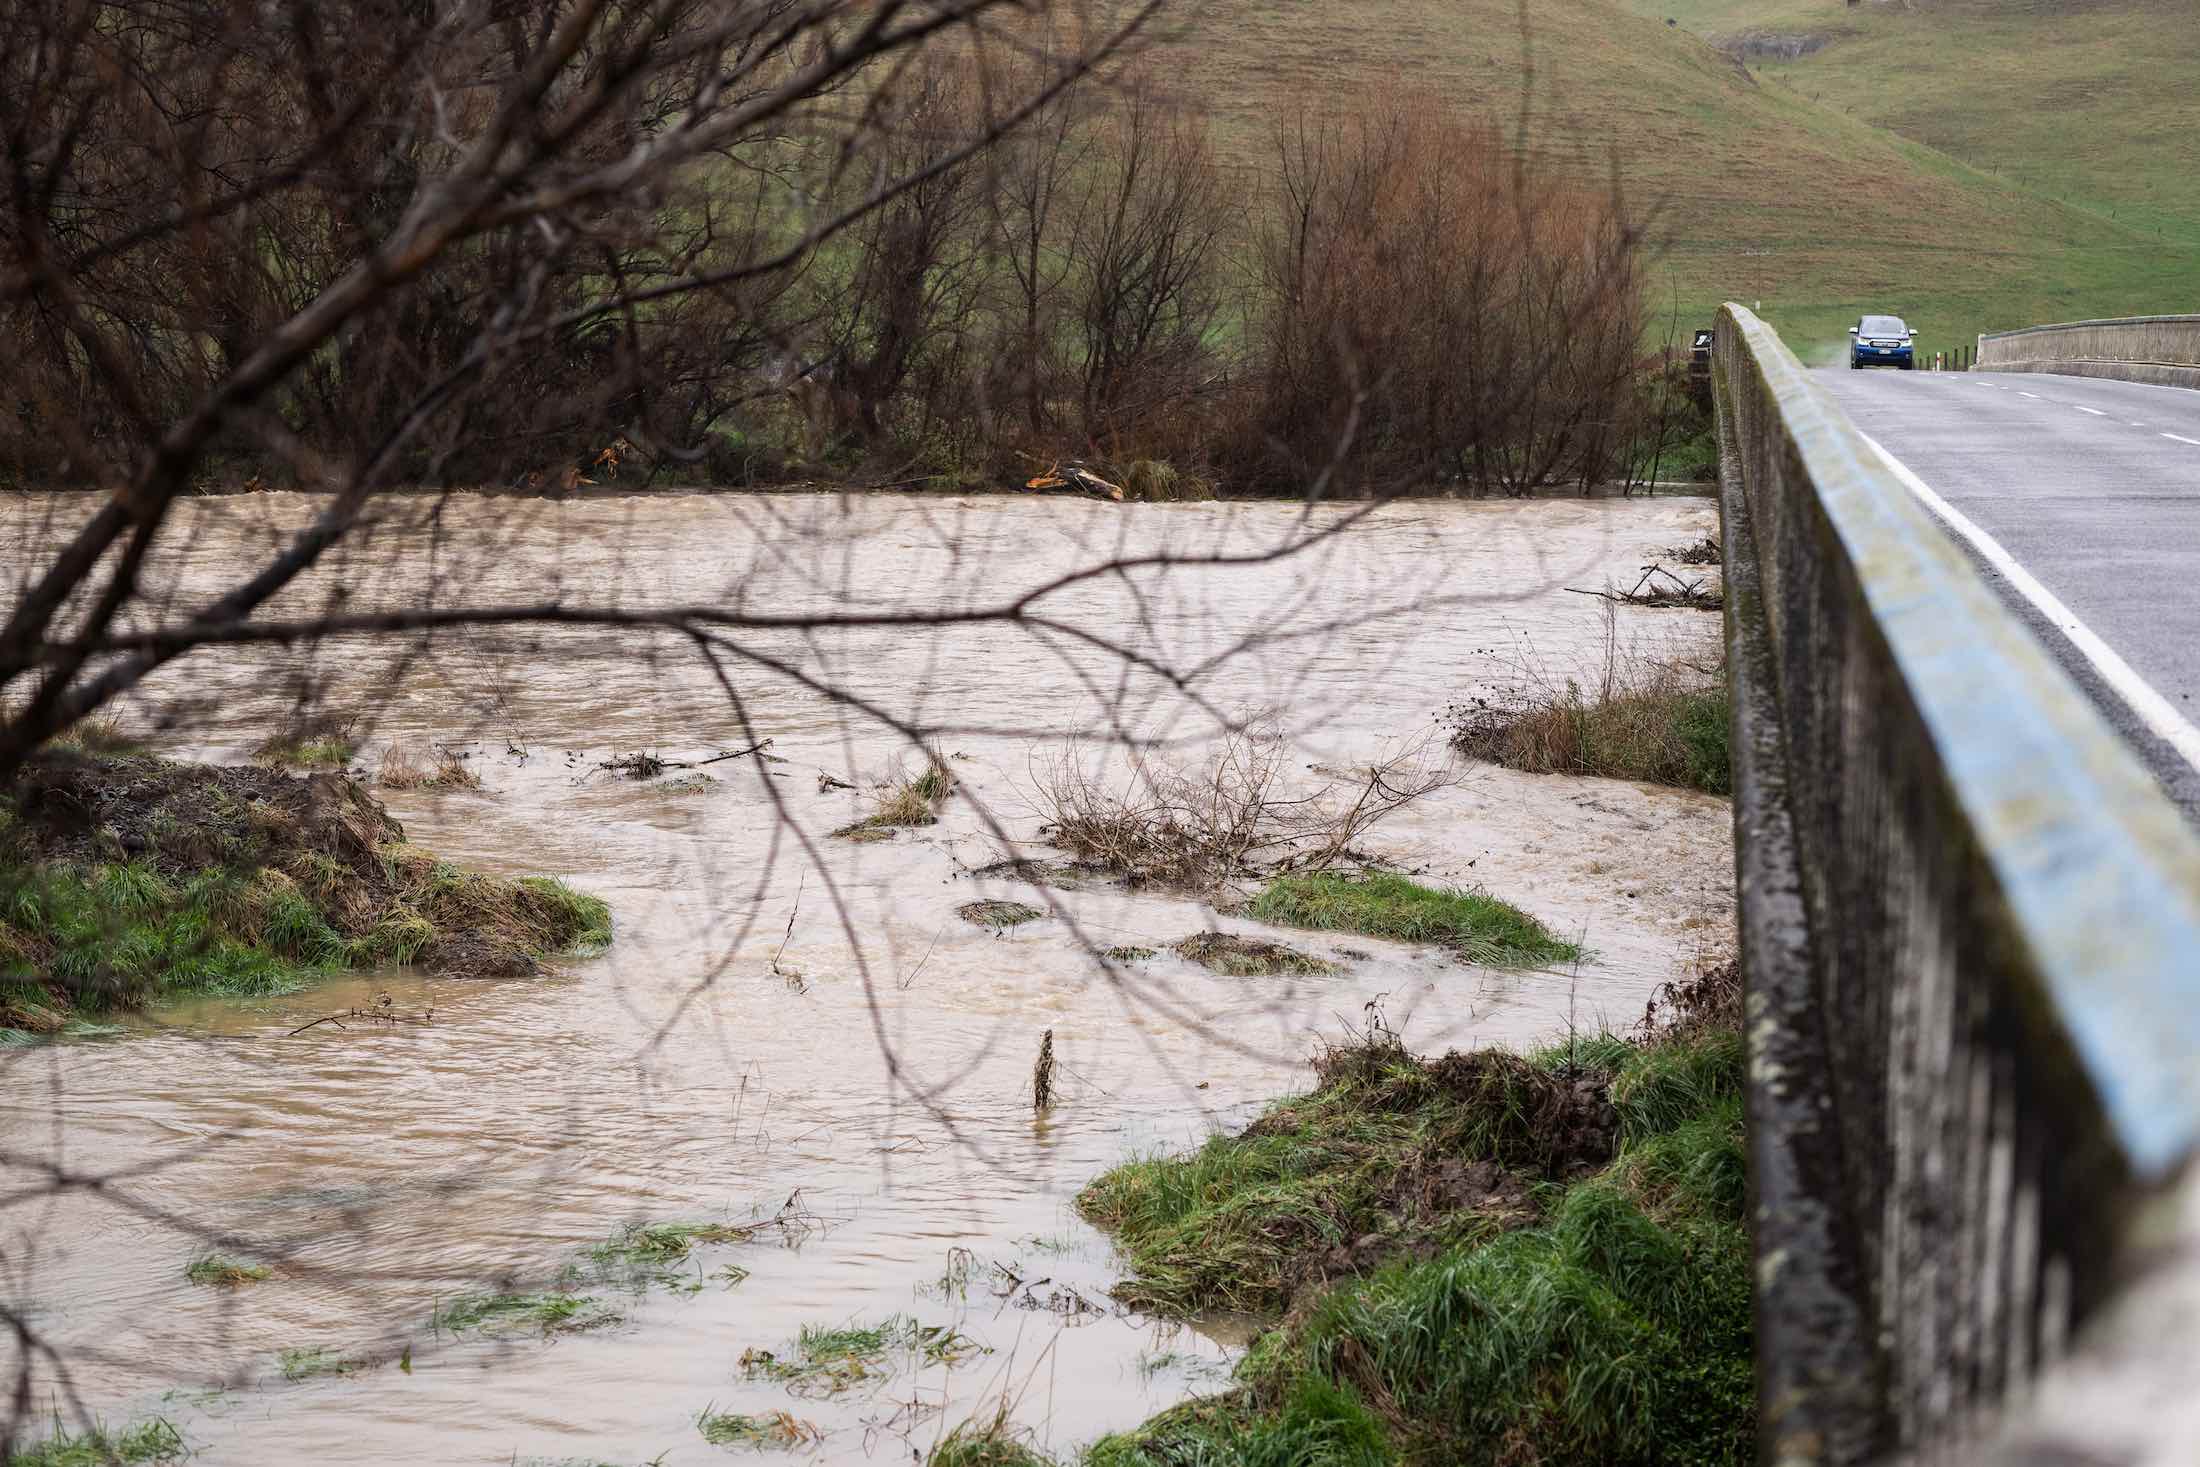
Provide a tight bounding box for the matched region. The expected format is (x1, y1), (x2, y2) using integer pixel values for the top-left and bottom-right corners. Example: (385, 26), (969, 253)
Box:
(1033, 1029), (1056, 1112)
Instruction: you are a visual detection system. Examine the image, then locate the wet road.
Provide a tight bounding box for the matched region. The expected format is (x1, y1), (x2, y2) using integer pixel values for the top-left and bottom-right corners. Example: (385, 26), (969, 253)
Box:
(1821, 367), (2200, 815)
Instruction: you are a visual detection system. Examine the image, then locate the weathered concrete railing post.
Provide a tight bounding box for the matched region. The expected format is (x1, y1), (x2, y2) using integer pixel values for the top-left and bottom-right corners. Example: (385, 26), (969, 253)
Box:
(1976, 315), (2200, 387)
(1713, 303), (2200, 1466)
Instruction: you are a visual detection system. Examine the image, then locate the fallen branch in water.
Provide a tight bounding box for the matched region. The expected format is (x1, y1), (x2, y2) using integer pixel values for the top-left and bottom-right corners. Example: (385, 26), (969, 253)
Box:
(1566, 563), (1721, 611)
(698, 738), (774, 767)
(289, 994), (433, 1036)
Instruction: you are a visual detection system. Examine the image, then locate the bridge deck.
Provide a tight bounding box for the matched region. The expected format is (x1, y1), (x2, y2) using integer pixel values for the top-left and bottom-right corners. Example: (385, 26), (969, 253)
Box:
(1821, 368), (2200, 817)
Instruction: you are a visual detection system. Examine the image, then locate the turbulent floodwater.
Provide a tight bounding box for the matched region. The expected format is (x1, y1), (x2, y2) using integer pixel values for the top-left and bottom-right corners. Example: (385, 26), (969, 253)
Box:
(1, 491), (1728, 1464)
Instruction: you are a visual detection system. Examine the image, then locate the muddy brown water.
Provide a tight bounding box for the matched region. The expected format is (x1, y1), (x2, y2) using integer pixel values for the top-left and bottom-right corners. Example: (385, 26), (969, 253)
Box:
(0, 491), (1728, 1464)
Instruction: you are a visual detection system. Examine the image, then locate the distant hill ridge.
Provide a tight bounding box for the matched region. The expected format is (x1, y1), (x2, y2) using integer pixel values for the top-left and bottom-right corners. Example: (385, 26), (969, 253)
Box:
(1157, 0), (2200, 357)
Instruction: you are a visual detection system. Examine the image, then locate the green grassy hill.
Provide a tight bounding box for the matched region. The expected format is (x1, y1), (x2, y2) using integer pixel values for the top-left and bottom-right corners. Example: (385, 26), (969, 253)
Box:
(1628, 0), (2200, 242)
(1150, 0), (2200, 360)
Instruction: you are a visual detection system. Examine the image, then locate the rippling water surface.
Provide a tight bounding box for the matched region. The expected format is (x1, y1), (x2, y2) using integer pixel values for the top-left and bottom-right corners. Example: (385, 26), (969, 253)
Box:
(0, 490), (1727, 1464)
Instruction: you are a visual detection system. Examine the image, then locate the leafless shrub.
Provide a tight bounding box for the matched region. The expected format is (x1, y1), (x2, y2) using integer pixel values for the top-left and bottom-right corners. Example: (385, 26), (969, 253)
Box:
(1032, 724), (1451, 889)
(1236, 101), (1645, 495)
(1638, 960), (1742, 1041)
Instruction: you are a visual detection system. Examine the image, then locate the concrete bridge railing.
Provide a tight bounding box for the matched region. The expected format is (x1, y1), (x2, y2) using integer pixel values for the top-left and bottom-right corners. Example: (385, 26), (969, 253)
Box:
(1976, 314), (2200, 389)
(1713, 303), (2200, 1466)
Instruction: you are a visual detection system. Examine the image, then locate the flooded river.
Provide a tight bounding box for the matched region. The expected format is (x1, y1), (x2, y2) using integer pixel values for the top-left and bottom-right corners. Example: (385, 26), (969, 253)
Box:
(1, 491), (1728, 1464)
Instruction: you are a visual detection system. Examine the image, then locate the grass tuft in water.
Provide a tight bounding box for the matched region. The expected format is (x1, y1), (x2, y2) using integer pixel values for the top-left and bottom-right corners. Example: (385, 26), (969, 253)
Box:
(1171, 930), (1338, 978)
(185, 1252), (270, 1288)
(740, 1316), (986, 1396)
(277, 1346), (367, 1382)
(957, 900), (1044, 930)
(432, 1289), (619, 1337)
(927, 1416), (1056, 1467)
(832, 754), (955, 839)
(1248, 872), (1578, 967)
(697, 1406), (821, 1450)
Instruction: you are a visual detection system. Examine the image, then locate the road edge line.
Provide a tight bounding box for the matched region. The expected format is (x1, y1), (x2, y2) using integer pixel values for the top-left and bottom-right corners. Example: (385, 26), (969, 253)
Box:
(1859, 432), (2200, 779)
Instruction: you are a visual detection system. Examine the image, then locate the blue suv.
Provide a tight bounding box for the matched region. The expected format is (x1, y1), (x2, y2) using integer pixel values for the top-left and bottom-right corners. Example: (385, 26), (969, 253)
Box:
(1849, 315), (1915, 370)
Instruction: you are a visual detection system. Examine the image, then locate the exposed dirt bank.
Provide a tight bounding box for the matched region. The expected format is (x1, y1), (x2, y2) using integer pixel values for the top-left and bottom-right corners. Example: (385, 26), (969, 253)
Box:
(1, 755), (608, 1032)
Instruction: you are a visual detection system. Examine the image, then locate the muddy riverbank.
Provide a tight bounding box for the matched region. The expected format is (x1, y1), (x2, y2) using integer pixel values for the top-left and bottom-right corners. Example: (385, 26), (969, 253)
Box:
(0, 492), (1728, 1464)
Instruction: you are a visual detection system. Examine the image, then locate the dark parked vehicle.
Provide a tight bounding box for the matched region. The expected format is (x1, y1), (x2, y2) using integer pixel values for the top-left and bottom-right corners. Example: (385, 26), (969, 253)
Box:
(1850, 314), (1915, 370)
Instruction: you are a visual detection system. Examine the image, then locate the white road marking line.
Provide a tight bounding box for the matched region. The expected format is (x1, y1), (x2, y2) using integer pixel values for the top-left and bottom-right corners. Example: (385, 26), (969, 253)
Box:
(2075, 406), (2108, 416)
(1861, 432), (2200, 779)
(2018, 391), (2042, 399)
(2131, 422), (2149, 428)
(2164, 433), (2200, 447)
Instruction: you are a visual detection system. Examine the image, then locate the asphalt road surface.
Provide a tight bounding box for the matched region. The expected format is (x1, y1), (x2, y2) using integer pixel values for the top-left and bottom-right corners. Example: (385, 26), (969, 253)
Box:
(1818, 367), (2200, 817)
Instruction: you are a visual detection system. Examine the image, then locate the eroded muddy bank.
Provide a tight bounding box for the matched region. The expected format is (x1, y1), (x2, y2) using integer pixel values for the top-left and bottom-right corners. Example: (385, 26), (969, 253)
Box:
(1, 755), (606, 1034)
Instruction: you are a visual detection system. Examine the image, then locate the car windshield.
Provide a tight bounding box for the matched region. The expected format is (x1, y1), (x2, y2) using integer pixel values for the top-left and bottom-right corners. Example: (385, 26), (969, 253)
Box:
(1860, 316), (1908, 336)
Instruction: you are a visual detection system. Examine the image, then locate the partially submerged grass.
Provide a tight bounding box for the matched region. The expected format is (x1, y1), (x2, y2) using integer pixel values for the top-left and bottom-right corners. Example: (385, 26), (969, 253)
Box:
(834, 755), (955, 839)
(253, 712), (361, 768)
(185, 1252), (271, 1288)
(697, 1407), (822, 1450)
(432, 1288), (619, 1337)
(1450, 622), (1730, 797)
(740, 1316), (986, 1397)
(1248, 872), (1579, 967)
(278, 1346), (368, 1381)
(4, 1415), (189, 1466)
(957, 900), (1044, 930)
(0, 754), (610, 1032)
(928, 1418), (1055, 1467)
(1455, 679), (1731, 796)
(1171, 931), (1338, 978)
(1077, 993), (1753, 1465)
(375, 742), (484, 791)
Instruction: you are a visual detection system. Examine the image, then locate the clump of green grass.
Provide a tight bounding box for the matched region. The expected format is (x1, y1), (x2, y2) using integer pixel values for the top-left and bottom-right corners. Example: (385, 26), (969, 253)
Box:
(1078, 1013), (1753, 1465)
(1086, 1378), (1389, 1467)
(1171, 930), (1338, 977)
(185, 1252), (271, 1287)
(589, 1220), (750, 1270)
(928, 1417), (1056, 1467)
(1101, 945), (1156, 962)
(278, 1346), (367, 1381)
(5, 1415), (189, 1466)
(698, 1407), (821, 1450)
(432, 1289), (619, 1337)
(1077, 1034), (1617, 1315)
(957, 900), (1044, 930)
(1248, 872), (1579, 967)
(740, 1316), (986, 1397)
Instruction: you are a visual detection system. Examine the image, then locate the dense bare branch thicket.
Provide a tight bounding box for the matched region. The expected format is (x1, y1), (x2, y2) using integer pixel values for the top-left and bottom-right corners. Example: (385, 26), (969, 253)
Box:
(1245, 107), (1647, 495)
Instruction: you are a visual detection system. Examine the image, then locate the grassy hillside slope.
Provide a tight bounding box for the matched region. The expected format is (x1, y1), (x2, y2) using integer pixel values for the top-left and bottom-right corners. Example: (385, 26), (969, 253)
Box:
(1624, 0), (2200, 245)
(1149, 0), (2199, 359)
